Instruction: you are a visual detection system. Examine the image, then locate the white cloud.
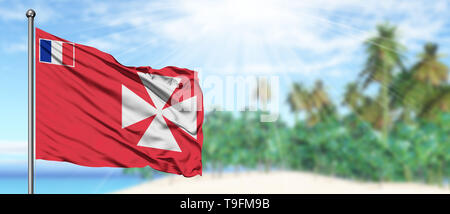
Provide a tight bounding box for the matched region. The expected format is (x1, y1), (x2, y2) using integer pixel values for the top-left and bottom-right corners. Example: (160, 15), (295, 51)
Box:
(0, 140), (27, 155)
(4, 0), (448, 75)
(74, 0), (449, 76)
(0, 6), (23, 21)
(0, 140), (27, 163)
(3, 40), (27, 53)
(0, 0), (59, 22)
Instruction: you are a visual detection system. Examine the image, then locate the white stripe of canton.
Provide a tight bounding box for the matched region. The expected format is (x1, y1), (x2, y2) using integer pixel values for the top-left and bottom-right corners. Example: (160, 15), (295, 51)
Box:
(51, 41), (63, 65)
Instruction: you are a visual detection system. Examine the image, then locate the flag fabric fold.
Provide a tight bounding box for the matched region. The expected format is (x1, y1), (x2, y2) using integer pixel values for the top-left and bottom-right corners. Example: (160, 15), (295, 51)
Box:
(35, 28), (203, 177)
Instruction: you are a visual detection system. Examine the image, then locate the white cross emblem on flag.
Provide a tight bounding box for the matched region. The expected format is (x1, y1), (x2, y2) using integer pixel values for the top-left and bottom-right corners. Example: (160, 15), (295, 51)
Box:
(121, 72), (198, 152)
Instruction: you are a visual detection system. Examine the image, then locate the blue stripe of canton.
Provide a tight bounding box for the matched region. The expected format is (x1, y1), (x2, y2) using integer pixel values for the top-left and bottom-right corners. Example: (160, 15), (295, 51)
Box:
(40, 39), (51, 63)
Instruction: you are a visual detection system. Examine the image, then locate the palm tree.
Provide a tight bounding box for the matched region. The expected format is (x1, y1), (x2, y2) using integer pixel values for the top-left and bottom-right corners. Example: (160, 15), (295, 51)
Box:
(307, 80), (335, 126)
(409, 43), (449, 120)
(313, 80), (334, 115)
(310, 80), (331, 110)
(287, 80), (335, 126)
(287, 83), (311, 123)
(343, 82), (363, 112)
(417, 86), (450, 119)
(359, 23), (404, 144)
(412, 43), (448, 86)
(360, 96), (384, 129)
(392, 43), (449, 121)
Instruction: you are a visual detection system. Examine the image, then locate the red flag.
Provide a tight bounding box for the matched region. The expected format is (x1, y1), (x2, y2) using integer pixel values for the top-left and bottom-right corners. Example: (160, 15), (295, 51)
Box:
(35, 28), (204, 177)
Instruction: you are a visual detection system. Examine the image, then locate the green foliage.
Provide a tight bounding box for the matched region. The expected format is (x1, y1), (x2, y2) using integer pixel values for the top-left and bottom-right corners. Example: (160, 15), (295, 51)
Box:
(203, 110), (289, 171)
(202, 111), (450, 184)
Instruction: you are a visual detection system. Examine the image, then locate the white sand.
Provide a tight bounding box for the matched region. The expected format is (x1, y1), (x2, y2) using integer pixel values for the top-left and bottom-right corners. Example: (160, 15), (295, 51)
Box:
(115, 171), (450, 194)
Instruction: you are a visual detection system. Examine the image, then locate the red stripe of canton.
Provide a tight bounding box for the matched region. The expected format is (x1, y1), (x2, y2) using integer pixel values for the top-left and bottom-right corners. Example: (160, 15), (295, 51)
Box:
(62, 42), (74, 66)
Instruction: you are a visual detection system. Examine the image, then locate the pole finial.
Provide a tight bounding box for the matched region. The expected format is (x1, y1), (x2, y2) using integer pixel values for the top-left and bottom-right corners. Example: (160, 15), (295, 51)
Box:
(26, 9), (36, 18)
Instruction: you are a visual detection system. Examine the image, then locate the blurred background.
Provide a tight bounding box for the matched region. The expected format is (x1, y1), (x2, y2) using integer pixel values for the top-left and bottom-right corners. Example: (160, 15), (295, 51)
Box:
(0, 0), (449, 193)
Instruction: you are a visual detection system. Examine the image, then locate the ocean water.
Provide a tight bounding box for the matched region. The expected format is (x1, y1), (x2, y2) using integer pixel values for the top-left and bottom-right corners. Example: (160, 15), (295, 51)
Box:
(0, 161), (148, 194)
(0, 175), (145, 194)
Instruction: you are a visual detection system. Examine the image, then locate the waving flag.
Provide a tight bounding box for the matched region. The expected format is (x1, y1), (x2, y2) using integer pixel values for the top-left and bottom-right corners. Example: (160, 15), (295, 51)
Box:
(35, 28), (203, 177)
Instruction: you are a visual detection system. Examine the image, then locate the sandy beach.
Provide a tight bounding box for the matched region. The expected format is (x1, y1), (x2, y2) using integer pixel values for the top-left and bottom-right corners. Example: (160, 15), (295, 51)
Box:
(115, 171), (450, 194)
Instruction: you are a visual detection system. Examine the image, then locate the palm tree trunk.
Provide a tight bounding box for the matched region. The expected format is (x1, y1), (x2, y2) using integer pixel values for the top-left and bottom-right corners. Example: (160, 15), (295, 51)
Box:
(381, 69), (390, 147)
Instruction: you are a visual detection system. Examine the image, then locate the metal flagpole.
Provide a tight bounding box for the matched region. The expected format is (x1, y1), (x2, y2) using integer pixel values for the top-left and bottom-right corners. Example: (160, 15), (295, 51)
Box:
(26, 9), (36, 195)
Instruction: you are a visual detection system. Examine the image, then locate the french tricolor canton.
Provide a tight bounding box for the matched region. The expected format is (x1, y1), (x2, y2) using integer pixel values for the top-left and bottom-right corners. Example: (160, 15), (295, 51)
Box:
(39, 39), (75, 66)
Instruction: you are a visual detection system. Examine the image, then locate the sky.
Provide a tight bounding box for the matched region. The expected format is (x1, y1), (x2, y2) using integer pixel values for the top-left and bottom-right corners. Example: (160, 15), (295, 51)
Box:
(0, 0), (449, 165)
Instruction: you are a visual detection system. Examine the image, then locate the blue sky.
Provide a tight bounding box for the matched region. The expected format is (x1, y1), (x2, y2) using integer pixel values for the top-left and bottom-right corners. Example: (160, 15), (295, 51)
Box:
(0, 0), (449, 165)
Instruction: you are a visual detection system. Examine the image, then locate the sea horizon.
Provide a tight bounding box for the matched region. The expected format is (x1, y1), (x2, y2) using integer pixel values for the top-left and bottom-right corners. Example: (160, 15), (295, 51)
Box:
(0, 161), (148, 194)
